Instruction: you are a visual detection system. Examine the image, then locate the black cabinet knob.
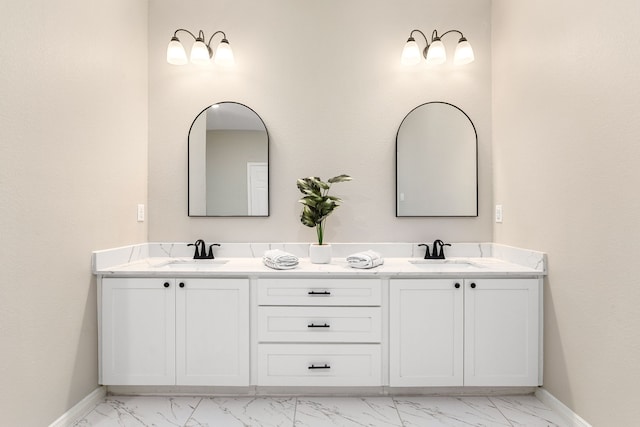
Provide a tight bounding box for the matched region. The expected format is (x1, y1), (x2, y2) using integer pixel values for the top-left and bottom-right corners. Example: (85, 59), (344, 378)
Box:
(454, 283), (460, 289)
(470, 283), (476, 289)
(163, 282), (170, 288)
(179, 282), (185, 288)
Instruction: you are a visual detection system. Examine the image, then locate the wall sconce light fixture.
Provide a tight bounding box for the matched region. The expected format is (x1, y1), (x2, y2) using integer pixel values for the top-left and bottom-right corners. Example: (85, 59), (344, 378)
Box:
(167, 29), (235, 66)
(401, 29), (474, 66)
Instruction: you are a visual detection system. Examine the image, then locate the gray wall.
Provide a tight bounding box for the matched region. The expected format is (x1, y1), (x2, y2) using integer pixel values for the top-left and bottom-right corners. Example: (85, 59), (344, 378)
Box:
(5, 1), (637, 425)
(148, 0), (493, 243)
(492, 1), (640, 424)
(206, 130), (267, 215)
(0, 1), (148, 425)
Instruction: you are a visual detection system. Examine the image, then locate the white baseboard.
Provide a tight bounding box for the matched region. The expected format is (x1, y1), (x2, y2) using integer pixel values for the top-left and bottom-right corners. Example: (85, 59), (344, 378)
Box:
(535, 388), (592, 427)
(49, 386), (106, 427)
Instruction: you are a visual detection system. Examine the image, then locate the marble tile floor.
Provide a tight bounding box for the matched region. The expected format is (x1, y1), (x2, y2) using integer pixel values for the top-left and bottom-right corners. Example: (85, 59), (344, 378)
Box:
(73, 394), (570, 427)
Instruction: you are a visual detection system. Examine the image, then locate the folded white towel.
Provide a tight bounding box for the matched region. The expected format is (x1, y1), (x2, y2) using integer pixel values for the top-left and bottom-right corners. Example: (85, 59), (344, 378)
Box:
(346, 250), (384, 269)
(263, 249), (299, 270)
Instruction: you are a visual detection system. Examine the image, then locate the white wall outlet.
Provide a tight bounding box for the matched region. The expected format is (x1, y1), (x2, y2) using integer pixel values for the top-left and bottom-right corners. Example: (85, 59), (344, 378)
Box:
(137, 204), (145, 222)
(495, 204), (503, 223)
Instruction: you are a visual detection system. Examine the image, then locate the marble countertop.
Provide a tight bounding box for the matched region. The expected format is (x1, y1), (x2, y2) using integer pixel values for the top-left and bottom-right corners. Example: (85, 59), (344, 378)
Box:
(93, 242), (546, 278)
(94, 255), (544, 279)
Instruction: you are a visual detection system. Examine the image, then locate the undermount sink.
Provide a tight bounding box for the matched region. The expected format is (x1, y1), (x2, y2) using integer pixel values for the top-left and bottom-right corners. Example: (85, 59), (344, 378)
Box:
(163, 259), (229, 269)
(408, 259), (485, 270)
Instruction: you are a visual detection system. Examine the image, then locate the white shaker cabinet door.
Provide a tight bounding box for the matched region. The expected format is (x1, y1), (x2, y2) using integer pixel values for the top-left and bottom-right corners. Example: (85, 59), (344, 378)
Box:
(464, 278), (539, 386)
(101, 278), (176, 385)
(389, 279), (464, 386)
(176, 278), (249, 386)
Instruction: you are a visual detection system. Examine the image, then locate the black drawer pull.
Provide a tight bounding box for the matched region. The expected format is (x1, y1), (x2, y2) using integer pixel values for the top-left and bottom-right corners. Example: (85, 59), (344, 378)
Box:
(163, 282), (170, 288)
(307, 323), (330, 328)
(470, 283), (477, 289)
(308, 290), (331, 295)
(308, 364), (331, 370)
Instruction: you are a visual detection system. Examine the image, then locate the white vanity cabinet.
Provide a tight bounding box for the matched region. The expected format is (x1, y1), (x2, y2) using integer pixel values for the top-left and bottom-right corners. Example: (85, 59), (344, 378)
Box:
(464, 278), (540, 386)
(94, 242), (547, 391)
(390, 278), (540, 387)
(389, 279), (464, 386)
(101, 277), (175, 385)
(256, 278), (382, 386)
(100, 277), (249, 386)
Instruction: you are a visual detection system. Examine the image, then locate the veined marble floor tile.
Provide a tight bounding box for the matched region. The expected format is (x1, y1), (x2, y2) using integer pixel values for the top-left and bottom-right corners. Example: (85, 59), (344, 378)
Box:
(393, 396), (512, 427)
(489, 395), (569, 427)
(294, 397), (403, 427)
(73, 396), (201, 427)
(184, 396), (296, 427)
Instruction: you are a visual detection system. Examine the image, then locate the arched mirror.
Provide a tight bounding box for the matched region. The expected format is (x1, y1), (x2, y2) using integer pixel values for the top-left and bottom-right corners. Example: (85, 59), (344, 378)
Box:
(188, 102), (269, 216)
(396, 102), (477, 216)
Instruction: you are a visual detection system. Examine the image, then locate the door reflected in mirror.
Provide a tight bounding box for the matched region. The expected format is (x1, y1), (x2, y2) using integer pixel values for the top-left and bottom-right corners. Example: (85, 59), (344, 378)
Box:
(396, 102), (477, 217)
(188, 102), (269, 216)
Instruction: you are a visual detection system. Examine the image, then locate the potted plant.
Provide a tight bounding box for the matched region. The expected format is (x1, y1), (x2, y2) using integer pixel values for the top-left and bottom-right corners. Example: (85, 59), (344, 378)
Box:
(297, 174), (352, 263)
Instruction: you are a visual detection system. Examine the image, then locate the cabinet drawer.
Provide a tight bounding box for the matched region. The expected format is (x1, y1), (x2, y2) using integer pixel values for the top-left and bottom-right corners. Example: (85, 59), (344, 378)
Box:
(257, 278), (381, 306)
(257, 344), (381, 386)
(258, 307), (381, 343)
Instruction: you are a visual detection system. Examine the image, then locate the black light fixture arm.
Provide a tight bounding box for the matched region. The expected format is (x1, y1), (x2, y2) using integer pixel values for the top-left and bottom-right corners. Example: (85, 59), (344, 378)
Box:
(409, 29), (468, 44)
(407, 29), (430, 59)
(408, 28), (468, 59)
(437, 29), (468, 42)
(409, 29), (430, 45)
(207, 30), (228, 46)
(172, 28), (198, 41)
(171, 29), (229, 58)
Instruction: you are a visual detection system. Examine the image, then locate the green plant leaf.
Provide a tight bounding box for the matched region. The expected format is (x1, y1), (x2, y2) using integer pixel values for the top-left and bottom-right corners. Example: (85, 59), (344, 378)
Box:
(297, 174), (352, 243)
(299, 195), (321, 207)
(300, 207), (319, 228)
(328, 174), (352, 184)
(297, 178), (320, 194)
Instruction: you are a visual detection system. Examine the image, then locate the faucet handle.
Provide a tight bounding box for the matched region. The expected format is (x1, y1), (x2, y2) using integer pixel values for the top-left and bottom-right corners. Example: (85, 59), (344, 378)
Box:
(187, 242), (198, 258)
(418, 243), (431, 259)
(207, 243), (221, 259)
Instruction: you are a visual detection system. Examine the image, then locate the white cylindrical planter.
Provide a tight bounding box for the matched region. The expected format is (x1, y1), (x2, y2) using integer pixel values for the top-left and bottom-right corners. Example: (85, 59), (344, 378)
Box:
(309, 244), (332, 264)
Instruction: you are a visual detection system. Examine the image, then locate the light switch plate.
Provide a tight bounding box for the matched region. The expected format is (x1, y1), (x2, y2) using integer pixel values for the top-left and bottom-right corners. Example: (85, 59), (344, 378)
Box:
(137, 204), (145, 222)
(495, 204), (503, 223)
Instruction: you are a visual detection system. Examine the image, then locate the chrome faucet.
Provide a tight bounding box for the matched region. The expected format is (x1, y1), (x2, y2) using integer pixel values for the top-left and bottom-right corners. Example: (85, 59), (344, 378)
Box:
(188, 240), (220, 259)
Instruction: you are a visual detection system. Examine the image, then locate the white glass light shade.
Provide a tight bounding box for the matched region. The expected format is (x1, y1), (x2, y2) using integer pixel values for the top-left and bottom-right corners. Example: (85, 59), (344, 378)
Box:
(190, 39), (211, 65)
(454, 39), (475, 65)
(214, 40), (235, 66)
(166, 38), (188, 65)
(425, 39), (446, 65)
(401, 38), (421, 66)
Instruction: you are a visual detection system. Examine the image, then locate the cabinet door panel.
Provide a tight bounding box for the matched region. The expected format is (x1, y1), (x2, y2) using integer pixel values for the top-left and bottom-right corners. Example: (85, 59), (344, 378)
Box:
(176, 278), (249, 386)
(464, 278), (539, 386)
(101, 278), (175, 385)
(390, 279), (463, 386)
